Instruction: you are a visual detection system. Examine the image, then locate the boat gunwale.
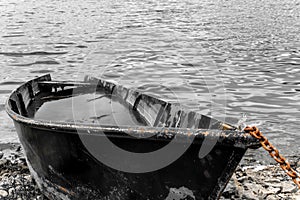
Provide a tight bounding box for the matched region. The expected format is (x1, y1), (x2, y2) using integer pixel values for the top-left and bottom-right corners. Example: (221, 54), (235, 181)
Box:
(5, 74), (259, 148)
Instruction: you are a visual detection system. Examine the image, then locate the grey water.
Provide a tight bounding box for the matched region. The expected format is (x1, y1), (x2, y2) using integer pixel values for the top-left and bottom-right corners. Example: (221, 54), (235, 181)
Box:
(0, 0), (299, 158)
(34, 92), (146, 126)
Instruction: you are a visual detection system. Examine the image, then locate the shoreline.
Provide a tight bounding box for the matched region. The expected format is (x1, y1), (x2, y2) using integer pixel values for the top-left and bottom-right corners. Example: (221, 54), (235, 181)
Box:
(0, 143), (299, 200)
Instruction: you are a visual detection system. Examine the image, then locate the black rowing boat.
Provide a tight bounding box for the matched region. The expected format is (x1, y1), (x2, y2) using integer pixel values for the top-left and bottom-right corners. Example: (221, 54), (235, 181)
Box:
(6, 74), (259, 200)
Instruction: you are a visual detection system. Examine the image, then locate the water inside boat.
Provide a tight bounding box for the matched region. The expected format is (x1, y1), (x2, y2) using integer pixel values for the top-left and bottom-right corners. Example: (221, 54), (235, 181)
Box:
(33, 91), (147, 127)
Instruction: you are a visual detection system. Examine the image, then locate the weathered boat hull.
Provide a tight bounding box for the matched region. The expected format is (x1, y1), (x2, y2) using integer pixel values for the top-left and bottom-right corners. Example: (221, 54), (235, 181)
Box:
(6, 75), (259, 200)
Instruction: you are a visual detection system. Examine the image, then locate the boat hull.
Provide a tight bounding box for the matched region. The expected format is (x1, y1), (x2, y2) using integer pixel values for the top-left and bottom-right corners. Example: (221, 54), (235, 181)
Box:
(13, 121), (248, 200)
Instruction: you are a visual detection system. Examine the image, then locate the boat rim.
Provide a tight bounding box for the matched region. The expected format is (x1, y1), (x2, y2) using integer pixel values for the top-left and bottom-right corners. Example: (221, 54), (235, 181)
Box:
(5, 75), (259, 147)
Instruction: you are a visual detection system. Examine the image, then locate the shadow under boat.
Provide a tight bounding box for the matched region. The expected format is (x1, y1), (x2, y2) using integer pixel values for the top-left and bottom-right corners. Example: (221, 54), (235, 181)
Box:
(6, 74), (259, 200)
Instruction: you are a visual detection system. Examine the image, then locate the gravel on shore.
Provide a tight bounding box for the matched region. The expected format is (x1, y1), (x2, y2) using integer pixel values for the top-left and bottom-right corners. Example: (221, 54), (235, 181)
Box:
(0, 143), (299, 200)
(221, 149), (300, 200)
(0, 143), (45, 200)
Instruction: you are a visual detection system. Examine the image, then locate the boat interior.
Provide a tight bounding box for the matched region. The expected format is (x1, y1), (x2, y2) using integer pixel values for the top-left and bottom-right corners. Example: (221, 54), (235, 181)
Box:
(8, 74), (235, 131)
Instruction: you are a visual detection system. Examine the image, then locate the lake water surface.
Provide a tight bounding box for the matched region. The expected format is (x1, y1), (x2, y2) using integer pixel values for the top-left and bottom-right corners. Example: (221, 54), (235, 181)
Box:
(0, 0), (299, 158)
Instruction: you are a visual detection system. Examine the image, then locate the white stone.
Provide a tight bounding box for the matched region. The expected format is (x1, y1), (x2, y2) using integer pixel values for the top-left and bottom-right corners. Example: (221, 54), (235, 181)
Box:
(0, 189), (8, 197)
(8, 188), (15, 195)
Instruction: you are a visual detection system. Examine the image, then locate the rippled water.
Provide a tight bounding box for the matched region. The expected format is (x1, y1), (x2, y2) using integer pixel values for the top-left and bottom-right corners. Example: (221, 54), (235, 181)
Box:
(0, 0), (299, 157)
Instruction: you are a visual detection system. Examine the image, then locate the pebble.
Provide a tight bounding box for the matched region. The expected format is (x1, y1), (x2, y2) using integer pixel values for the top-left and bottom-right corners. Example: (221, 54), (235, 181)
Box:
(8, 188), (15, 196)
(36, 196), (43, 200)
(266, 195), (278, 200)
(0, 189), (8, 197)
(0, 159), (8, 166)
(241, 192), (258, 200)
(24, 175), (32, 181)
(282, 183), (297, 193)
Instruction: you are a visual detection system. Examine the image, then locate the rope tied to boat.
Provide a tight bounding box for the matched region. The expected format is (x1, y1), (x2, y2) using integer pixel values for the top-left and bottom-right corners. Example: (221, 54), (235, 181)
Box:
(244, 126), (300, 189)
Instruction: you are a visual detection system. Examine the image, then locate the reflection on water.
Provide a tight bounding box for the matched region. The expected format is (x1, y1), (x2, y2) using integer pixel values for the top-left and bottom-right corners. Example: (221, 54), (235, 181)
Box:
(0, 0), (299, 156)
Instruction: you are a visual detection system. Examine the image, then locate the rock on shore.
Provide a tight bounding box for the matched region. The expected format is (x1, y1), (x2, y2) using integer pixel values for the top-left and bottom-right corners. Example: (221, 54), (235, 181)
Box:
(0, 144), (45, 200)
(221, 149), (300, 200)
(0, 144), (299, 200)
